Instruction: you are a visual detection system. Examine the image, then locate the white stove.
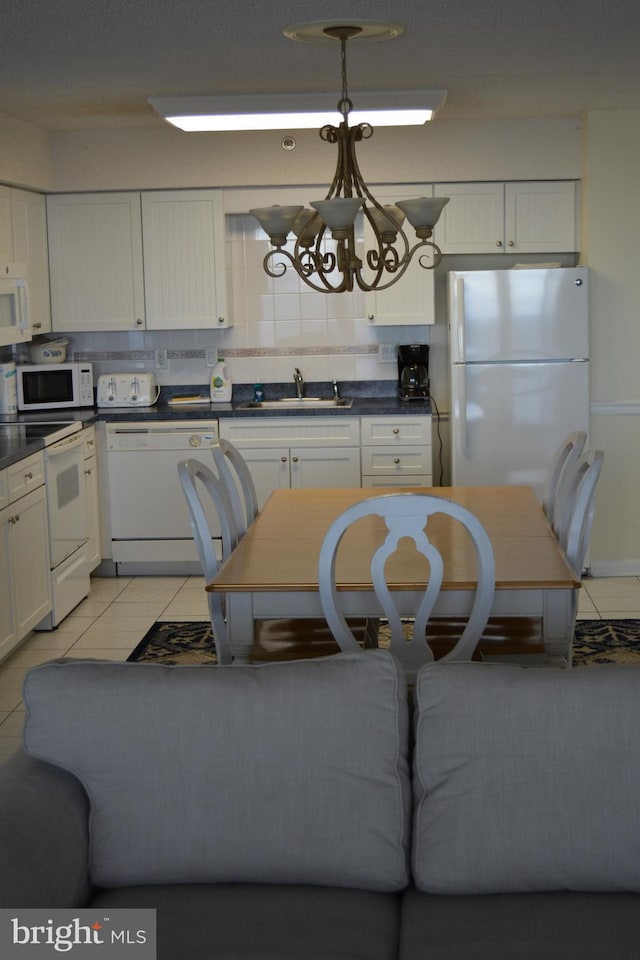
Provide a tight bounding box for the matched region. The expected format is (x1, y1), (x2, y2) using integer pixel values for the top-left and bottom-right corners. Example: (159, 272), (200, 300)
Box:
(0, 420), (81, 446)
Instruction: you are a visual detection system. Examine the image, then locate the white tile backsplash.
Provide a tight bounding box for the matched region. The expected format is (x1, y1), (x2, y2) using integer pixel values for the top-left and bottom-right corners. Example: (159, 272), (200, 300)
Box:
(63, 213), (431, 386)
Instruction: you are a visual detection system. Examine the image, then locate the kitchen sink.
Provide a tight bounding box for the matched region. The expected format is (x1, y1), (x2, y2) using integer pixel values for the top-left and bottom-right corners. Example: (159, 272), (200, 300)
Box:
(239, 397), (353, 410)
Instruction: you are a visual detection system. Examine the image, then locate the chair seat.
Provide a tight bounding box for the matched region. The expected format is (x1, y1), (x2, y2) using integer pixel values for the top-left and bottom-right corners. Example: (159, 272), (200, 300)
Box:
(250, 618), (371, 662)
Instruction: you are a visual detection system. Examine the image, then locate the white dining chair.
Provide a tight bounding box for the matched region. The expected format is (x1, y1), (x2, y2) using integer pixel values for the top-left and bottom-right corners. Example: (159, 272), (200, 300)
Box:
(553, 447), (603, 563)
(318, 493), (496, 680)
(209, 438), (377, 659)
(561, 448), (604, 576)
(542, 430), (587, 528)
(474, 449), (602, 665)
(177, 458), (236, 665)
(210, 437), (259, 540)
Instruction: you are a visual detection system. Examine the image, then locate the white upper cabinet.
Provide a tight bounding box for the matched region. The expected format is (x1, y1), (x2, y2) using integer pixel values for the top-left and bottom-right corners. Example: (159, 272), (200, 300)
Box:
(364, 185), (437, 326)
(48, 192), (145, 331)
(141, 190), (227, 329)
(0, 185), (29, 279)
(11, 189), (52, 334)
(433, 181), (579, 254)
(48, 190), (229, 332)
(0, 186), (14, 275)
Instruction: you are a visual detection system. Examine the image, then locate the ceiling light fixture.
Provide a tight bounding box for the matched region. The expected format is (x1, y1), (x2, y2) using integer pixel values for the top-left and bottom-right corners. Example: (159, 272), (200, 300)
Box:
(249, 21), (449, 294)
(148, 91), (444, 132)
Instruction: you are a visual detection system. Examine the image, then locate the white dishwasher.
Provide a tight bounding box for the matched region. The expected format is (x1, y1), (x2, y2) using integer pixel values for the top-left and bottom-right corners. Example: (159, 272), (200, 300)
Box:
(106, 420), (220, 575)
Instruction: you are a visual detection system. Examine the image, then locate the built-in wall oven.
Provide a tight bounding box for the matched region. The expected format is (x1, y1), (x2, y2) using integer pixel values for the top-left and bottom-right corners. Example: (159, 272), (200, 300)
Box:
(35, 421), (89, 628)
(105, 420), (220, 575)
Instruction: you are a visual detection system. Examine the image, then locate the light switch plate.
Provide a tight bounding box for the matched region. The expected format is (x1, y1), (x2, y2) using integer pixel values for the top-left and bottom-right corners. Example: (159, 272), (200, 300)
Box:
(206, 349), (218, 367)
(379, 344), (397, 363)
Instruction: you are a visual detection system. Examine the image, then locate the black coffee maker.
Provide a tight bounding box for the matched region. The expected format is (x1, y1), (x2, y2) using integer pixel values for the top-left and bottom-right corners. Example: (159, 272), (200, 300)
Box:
(398, 344), (430, 400)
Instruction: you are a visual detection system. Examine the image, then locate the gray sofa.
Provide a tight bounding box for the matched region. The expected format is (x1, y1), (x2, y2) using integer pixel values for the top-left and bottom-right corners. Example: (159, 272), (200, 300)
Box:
(1, 651), (640, 959)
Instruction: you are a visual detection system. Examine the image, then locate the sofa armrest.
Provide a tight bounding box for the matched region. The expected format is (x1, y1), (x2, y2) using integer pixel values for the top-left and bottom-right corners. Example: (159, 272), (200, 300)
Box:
(0, 749), (93, 907)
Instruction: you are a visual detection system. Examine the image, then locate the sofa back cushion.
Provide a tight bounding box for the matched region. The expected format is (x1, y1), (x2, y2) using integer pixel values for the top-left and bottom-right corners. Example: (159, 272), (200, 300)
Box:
(412, 662), (640, 894)
(24, 651), (411, 891)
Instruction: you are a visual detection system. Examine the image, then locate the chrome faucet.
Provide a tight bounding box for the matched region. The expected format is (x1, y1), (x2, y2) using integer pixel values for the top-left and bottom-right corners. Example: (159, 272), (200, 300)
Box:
(332, 379), (340, 400)
(293, 367), (304, 399)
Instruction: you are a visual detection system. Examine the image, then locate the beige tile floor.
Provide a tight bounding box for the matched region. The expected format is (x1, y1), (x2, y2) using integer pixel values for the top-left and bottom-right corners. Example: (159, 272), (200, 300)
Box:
(1, 574), (640, 763)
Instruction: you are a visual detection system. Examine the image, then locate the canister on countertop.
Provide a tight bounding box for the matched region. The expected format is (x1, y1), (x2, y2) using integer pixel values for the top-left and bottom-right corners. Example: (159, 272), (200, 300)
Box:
(0, 362), (17, 414)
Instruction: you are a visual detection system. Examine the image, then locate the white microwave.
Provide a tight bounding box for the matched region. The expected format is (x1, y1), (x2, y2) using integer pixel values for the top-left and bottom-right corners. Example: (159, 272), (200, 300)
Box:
(0, 277), (30, 349)
(17, 362), (94, 411)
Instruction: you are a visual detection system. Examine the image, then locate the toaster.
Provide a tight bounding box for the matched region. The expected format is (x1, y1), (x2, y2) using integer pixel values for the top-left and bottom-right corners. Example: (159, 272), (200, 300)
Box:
(97, 372), (158, 407)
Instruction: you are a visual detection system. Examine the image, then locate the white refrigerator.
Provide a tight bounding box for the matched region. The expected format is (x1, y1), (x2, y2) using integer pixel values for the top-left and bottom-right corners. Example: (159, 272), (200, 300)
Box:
(449, 266), (589, 497)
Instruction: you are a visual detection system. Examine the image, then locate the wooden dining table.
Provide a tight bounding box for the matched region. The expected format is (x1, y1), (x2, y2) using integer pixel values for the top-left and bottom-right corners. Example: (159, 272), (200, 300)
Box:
(206, 485), (581, 665)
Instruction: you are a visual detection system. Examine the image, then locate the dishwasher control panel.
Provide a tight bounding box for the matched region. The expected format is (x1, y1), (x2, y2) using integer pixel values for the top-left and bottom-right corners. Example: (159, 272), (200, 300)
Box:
(106, 421), (219, 450)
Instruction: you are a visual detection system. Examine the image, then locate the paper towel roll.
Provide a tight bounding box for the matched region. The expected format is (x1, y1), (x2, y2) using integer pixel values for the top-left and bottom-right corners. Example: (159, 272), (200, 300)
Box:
(0, 362), (17, 414)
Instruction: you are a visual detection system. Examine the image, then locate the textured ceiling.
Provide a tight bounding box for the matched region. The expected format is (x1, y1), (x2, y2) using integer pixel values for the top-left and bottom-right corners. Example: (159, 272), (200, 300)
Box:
(2, 0), (640, 131)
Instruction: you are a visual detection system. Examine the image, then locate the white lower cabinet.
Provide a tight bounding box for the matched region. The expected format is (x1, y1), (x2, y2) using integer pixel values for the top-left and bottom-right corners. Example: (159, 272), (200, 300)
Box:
(83, 426), (102, 572)
(219, 417), (361, 509)
(0, 452), (51, 662)
(360, 415), (432, 487)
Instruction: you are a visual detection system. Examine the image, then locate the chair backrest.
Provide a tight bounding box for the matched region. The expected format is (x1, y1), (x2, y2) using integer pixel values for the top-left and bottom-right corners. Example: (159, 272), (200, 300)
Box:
(543, 430), (587, 528)
(562, 449), (604, 575)
(177, 458), (239, 664)
(318, 493), (496, 678)
(211, 438), (259, 540)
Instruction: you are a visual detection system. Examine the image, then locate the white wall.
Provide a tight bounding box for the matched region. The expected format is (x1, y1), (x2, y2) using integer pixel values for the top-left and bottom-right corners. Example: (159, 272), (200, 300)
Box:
(581, 110), (640, 574)
(0, 112), (53, 190)
(47, 117), (582, 191)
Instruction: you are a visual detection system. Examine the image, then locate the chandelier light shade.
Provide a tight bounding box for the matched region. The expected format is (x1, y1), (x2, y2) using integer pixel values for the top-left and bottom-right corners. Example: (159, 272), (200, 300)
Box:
(249, 22), (449, 294)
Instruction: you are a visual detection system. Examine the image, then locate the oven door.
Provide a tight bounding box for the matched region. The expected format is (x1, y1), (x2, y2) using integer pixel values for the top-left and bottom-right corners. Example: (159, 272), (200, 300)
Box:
(44, 431), (88, 568)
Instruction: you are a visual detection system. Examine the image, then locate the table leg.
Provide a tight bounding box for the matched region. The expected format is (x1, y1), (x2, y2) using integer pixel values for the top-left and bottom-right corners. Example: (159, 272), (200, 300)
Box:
(542, 588), (576, 666)
(225, 593), (255, 663)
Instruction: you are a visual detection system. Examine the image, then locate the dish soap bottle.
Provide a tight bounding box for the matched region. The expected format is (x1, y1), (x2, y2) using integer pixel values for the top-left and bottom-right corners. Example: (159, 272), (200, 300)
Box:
(210, 358), (232, 402)
(254, 379), (264, 402)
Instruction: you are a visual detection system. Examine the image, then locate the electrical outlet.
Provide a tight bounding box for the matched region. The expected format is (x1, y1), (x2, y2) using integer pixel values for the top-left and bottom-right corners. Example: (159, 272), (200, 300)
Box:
(155, 348), (168, 370)
(205, 349), (218, 367)
(379, 344), (397, 364)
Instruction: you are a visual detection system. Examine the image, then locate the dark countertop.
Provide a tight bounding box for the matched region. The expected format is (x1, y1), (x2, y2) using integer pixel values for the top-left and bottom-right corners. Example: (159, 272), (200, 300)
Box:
(0, 434), (47, 471)
(0, 382), (433, 470)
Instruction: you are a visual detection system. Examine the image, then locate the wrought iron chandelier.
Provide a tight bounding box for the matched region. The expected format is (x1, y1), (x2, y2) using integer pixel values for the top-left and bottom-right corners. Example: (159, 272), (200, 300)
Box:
(250, 24), (449, 294)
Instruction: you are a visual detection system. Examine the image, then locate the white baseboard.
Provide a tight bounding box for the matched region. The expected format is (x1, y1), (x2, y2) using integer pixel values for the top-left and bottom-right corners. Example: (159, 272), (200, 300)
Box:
(588, 559), (640, 577)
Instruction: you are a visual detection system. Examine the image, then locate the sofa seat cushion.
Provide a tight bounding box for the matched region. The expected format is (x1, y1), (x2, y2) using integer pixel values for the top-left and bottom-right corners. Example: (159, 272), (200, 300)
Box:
(412, 662), (640, 894)
(399, 888), (640, 960)
(23, 651), (410, 892)
(92, 883), (401, 960)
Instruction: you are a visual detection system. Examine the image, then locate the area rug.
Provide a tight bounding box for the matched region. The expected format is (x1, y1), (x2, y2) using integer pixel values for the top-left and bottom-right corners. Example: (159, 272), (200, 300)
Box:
(128, 619), (640, 667)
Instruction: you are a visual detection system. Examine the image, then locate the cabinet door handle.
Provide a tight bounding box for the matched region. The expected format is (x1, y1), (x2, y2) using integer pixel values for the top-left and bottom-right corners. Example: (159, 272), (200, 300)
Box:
(368, 314), (375, 320)
(393, 457), (401, 465)
(508, 240), (514, 247)
(392, 427), (400, 435)
(291, 456), (299, 463)
(135, 318), (143, 325)
(85, 468), (93, 476)
(32, 322), (42, 329)
(280, 456), (288, 463)
(217, 317), (225, 324)
(25, 471), (33, 480)
(496, 240), (503, 247)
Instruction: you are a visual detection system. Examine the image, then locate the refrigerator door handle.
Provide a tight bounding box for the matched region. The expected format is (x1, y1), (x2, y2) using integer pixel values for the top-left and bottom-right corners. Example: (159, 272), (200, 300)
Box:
(453, 364), (469, 454)
(454, 277), (466, 362)
(459, 366), (469, 453)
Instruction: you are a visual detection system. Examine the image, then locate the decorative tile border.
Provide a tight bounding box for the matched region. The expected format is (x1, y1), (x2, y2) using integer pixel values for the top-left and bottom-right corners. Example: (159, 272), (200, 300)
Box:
(73, 345), (380, 362)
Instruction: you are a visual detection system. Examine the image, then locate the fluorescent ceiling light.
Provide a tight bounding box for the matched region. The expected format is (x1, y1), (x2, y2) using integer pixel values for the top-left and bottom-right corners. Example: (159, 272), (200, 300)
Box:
(148, 91), (446, 132)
